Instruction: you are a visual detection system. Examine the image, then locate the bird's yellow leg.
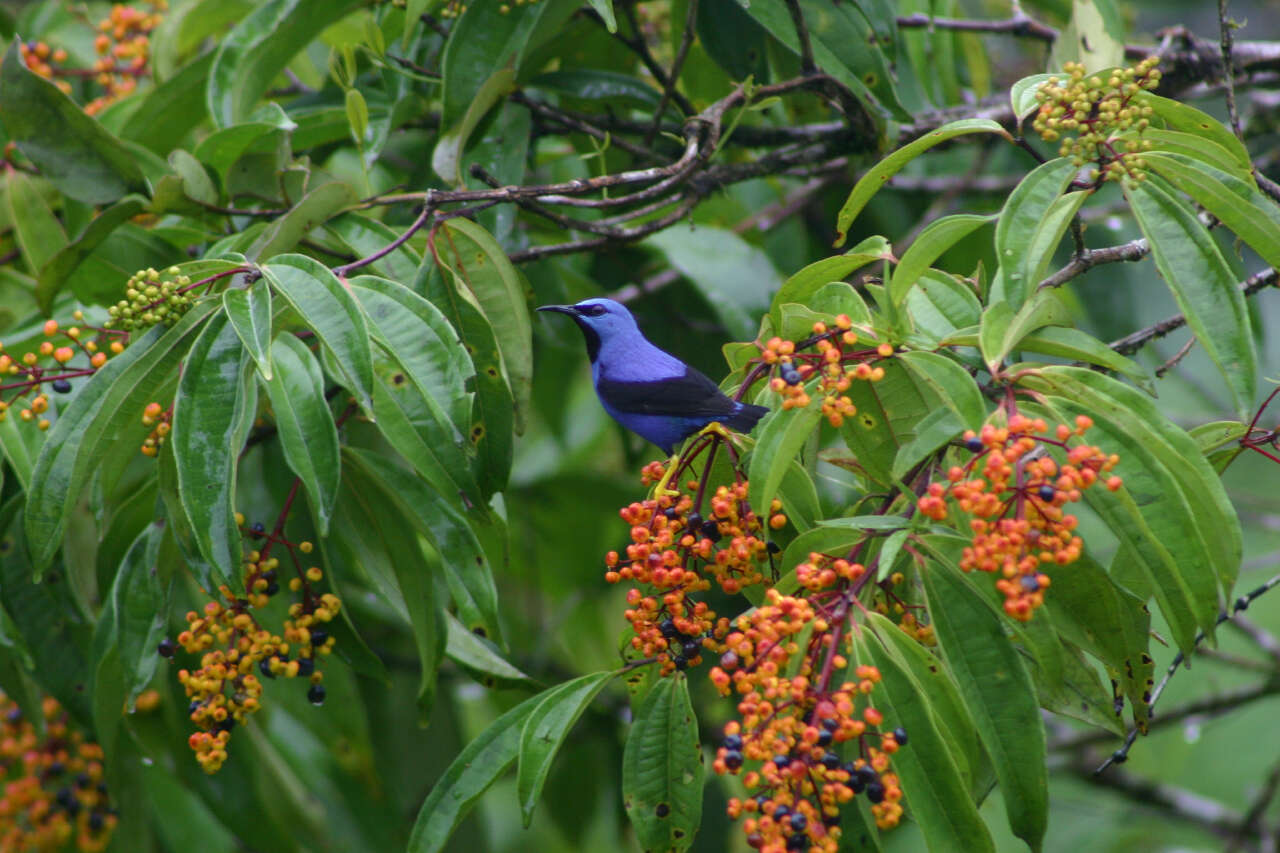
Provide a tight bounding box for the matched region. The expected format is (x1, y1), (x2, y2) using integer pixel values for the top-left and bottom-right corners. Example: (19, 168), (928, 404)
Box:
(695, 421), (734, 442)
(650, 454), (682, 498)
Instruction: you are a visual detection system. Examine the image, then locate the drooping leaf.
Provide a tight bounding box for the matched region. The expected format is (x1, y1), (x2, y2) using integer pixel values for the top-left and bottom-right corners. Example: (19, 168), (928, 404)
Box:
(25, 303), (218, 574)
(247, 181), (358, 262)
(853, 628), (995, 853)
(1135, 92), (1253, 173)
(891, 215), (994, 308)
(262, 254), (375, 413)
(835, 119), (1009, 246)
(406, 692), (542, 853)
(621, 674), (704, 853)
(748, 401), (823, 524)
(223, 278), (273, 379)
(920, 553), (1047, 852)
(436, 218), (532, 434)
(1125, 178), (1255, 417)
(896, 350), (985, 429)
(261, 334), (341, 533)
(992, 157), (1078, 309)
(36, 195), (147, 314)
(769, 236), (893, 330)
(172, 309), (256, 587)
(5, 170), (68, 281)
(518, 670), (619, 825)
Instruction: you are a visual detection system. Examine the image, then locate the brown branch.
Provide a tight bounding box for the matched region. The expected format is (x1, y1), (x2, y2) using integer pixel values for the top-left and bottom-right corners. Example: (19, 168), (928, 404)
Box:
(1110, 267), (1279, 355)
(509, 91), (664, 164)
(1226, 759), (1280, 853)
(1039, 238), (1150, 290)
(1155, 335), (1196, 378)
(895, 12), (1057, 41)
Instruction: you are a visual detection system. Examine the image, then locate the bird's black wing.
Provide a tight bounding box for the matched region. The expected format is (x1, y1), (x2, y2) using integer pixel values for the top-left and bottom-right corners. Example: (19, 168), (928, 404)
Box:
(597, 365), (740, 419)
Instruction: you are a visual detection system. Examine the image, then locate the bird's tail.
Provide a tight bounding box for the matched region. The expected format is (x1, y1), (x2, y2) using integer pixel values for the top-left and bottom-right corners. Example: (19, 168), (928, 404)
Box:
(724, 402), (770, 435)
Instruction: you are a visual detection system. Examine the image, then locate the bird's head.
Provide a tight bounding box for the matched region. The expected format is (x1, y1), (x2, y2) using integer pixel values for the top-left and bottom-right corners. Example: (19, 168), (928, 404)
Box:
(537, 298), (639, 359)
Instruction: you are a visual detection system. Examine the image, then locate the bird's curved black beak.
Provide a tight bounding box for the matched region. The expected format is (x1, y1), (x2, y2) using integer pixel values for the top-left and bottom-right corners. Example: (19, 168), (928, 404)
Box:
(536, 304), (578, 316)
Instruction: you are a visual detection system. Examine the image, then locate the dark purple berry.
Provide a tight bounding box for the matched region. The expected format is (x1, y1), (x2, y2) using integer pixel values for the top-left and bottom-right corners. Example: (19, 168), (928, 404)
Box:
(893, 726), (908, 746)
(866, 781), (886, 803)
(965, 436), (984, 452)
(723, 733), (743, 751)
(1037, 484), (1056, 502)
(820, 751), (841, 770)
(51, 378), (72, 394)
(157, 638), (175, 658)
(307, 684), (326, 705)
(724, 750), (743, 770)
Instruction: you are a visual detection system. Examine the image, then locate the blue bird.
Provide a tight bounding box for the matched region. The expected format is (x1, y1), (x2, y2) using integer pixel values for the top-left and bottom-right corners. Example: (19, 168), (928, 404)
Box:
(537, 298), (769, 454)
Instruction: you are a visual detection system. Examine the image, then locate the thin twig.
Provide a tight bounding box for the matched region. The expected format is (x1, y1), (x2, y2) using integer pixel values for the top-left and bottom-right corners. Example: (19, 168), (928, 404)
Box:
(785, 0), (817, 74)
(333, 205), (431, 277)
(1110, 267), (1279, 355)
(1229, 615), (1280, 664)
(1226, 760), (1280, 853)
(615, 1), (695, 116)
(1218, 0), (1245, 141)
(1094, 570), (1280, 774)
(1155, 336), (1196, 377)
(645, 0), (698, 147)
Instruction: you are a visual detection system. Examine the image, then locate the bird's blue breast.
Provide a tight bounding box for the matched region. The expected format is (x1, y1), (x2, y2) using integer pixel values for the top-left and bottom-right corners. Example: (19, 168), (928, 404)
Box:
(598, 398), (716, 454)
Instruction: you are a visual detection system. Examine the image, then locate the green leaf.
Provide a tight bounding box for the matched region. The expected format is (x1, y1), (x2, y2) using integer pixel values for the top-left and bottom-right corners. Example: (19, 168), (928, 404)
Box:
(1010, 326), (1152, 389)
(769, 237), (892, 330)
(420, 262), (513, 497)
(891, 215), (994, 308)
(407, 692), (543, 853)
(1000, 289), (1072, 359)
(896, 350), (985, 429)
(0, 42), (147, 204)
(262, 334), (341, 533)
(5, 171), (68, 279)
(1125, 178), (1256, 417)
(1189, 420), (1247, 453)
(24, 303), (217, 574)
(172, 309), (256, 587)
(331, 460), (445, 718)
(1143, 151), (1280, 273)
(867, 612), (989, 794)
(104, 521), (170, 709)
(247, 181), (358, 262)
(1135, 92), (1252, 173)
(748, 402), (823, 526)
(191, 103), (295, 184)
(891, 406), (966, 480)
(207, 0), (366, 127)
(905, 270), (983, 343)
(978, 301), (1013, 373)
(648, 224), (784, 342)
(262, 253), (375, 413)
(586, 0), (617, 31)
(837, 359), (941, 485)
(622, 674), (704, 853)
(1050, 0), (1125, 72)
(1138, 128), (1254, 182)
(1009, 73), (1054, 122)
(223, 278), (273, 379)
(36, 195), (147, 314)
(445, 613), (534, 687)
(437, 218), (532, 434)
(152, 0), (255, 80)
(834, 119), (1009, 246)
(432, 69), (516, 186)
(518, 671), (619, 825)
(439, 0), (579, 130)
(120, 51), (214, 155)
(993, 157), (1079, 309)
(1040, 551), (1153, 731)
(343, 448), (502, 644)
(529, 69), (661, 111)
(920, 555), (1047, 852)
(853, 628), (995, 853)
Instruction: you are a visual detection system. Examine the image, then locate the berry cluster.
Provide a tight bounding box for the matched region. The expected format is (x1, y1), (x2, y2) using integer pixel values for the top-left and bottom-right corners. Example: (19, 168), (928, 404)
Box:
(0, 316), (125, 432)
(17, 41), (71, 94)
(86, 2), (165, 114)
(609, 460), (785, 675)
(918, 414), (1122, 619)
(15, 3), (165, 115)
(0, 694), (116, 853)
(140, 402), (171, 457)
(1032, 57), (1161, 184)
(164, 525), (338, 773)
(106, 267), (196, 331)
(710, 589), (906, 851)
(762, 317), (888, 427)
